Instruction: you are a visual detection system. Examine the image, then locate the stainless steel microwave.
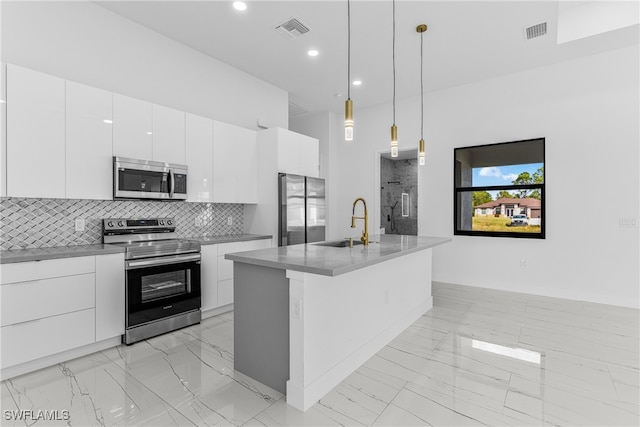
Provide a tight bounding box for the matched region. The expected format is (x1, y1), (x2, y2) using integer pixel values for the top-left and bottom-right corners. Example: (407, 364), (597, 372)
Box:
(113, 157), (188, 201)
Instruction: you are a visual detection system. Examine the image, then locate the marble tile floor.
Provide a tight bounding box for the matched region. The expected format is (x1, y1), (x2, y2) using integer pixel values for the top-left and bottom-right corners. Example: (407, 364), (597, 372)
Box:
(2, 283), (639, 426)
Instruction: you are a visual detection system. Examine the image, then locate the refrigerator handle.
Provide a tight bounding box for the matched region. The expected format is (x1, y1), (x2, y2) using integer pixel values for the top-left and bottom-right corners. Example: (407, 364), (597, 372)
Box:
(278, 173), (287, 246)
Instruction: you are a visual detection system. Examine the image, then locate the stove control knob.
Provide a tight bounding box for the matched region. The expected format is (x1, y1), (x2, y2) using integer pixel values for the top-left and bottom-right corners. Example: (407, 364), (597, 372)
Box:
(159, 220), (164, 226)
(118, 221), (124, 227)
(107, 221), (114, 227)
(167, 220), (173, 225)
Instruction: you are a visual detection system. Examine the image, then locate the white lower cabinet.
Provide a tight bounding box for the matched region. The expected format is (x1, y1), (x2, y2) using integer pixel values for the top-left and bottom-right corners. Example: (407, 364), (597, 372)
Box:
(216, 239), (271, 306)
(218, 279), (234, 307)
(95, 253), (125, 342)
(201, 245), (218, 312)
(0, 274), (95, 326)
(1, 309), (95, 369)
(0, 254), (124, 376)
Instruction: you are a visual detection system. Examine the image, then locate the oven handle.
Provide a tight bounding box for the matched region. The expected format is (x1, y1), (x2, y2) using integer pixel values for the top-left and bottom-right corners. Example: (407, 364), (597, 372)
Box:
(126, 253), (201, 270)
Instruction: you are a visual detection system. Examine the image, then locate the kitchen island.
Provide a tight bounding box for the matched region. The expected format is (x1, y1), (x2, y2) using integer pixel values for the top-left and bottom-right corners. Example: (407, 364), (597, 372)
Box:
(225, 234), (450, 411)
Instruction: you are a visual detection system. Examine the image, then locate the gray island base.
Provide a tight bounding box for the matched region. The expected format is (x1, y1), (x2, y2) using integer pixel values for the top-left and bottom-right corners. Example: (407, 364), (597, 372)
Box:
(226, 234), (451, 411)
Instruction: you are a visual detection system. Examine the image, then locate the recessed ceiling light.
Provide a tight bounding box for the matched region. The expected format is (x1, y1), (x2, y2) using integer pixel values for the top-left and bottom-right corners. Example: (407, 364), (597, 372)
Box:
(307, 49), (319, 57)
(352, 80), (362, 86)
(103, 119), (113, 124)
(146, 131), (153, 135)
(233, 1), (247, 11)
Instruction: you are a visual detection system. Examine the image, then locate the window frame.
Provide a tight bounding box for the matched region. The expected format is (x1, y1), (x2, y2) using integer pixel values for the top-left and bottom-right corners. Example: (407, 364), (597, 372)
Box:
(453, 137), (545, 239)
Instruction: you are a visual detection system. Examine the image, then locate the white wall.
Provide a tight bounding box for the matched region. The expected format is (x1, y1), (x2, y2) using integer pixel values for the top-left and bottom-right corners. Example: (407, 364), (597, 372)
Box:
(0, 1), (287, 131)
(328, 46), (639, 308)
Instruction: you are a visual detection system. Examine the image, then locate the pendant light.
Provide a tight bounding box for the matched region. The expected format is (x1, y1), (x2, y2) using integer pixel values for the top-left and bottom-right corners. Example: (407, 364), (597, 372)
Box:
(390, 0), (398, 157)
(417, 24), (427, 166)
(344, 0), (354, 141)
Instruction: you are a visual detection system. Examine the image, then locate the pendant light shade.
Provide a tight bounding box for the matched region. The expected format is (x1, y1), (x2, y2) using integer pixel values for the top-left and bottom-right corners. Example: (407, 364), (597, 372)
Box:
(345, 98), (353, 141)
(417, 24), (427, 166)
(390, 125), (398, 157)
(345, 0), (354, 141)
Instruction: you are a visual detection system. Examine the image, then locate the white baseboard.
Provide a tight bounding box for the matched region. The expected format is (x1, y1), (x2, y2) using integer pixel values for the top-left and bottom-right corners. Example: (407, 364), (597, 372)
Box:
(202, 304), (233, 320)
(1, 336), (121, 381)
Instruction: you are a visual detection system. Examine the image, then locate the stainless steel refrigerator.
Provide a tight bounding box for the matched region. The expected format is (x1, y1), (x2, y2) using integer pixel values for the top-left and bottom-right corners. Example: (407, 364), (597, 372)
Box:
(278, 173), (326, 246)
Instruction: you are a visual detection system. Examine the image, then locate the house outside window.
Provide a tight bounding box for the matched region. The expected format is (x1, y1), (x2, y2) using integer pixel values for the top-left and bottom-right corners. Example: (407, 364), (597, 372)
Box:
(454, 138), (545, 238)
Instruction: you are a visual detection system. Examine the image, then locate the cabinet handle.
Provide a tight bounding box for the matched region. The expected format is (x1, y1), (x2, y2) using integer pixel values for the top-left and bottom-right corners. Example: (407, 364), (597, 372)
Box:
(9, 318), (42, 327)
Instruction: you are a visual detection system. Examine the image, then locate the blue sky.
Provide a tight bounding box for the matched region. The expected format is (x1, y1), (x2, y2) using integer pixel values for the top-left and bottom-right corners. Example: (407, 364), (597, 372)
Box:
(472, 163), (543, 187)
(472, 163), (543, 199)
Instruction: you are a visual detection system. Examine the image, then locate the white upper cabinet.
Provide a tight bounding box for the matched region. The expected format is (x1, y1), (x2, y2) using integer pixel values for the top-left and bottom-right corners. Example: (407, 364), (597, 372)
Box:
(112, 94), (153, 160)
(65, 81), (113, 200)
(234, 126), (258, 203)
(152, 104), (185, 165)
(6, 64), (65, 198)
(277, 130), (301, 175)
(186, 113), (214, 202)
(264, 127), (320, 178)
(298, 135), (320, 178)
(212, 121), (237, 203)
(1, 62), (7, 197)
(212, 121), (257, 204)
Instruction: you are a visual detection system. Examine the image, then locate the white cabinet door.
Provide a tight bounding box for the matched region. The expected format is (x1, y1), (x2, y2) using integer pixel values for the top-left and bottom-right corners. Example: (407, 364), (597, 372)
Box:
(186, 113), (213, 202)
(113, 94), (153, 160)
(218, 279), (234, 307)
(235, 127), (257, 203)
(274, 128), (319, 177)
(6, 64), (65, 198)
(299, 136), (320, 178)
(200, 245), (218, 312)
(95, 253), (125, 342)
(1, 62), (7, 197)
(152, 104), (185, 164)
(213, 121), (258, 203)
(212, 121), (239, 203)
(1, 309), (95, 369)
(216, 239), (271, 308)
(66, 81), (113, 200)
(277, 129), (300, 175)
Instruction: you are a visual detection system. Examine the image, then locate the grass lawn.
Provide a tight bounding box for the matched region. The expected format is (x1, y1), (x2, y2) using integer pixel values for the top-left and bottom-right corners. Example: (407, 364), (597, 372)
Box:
(472, 216), (541, 233)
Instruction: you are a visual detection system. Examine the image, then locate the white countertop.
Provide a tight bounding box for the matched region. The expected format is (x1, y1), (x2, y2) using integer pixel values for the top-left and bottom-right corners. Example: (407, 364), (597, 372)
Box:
(225, 234), (451, 276)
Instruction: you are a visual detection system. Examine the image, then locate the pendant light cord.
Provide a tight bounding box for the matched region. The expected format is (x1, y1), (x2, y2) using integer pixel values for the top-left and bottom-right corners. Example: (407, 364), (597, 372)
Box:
(420, 30), (424, 139)
(347, 0), (351, 99)
(392, 0), (396, 125)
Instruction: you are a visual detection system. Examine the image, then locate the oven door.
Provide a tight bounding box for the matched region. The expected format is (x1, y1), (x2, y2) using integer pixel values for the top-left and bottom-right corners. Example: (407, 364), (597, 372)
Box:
(125, 253), (201, 328)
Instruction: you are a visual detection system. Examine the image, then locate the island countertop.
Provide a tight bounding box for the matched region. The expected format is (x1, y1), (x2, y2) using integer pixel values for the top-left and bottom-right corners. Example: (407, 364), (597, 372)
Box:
(225, 234), (451, 277)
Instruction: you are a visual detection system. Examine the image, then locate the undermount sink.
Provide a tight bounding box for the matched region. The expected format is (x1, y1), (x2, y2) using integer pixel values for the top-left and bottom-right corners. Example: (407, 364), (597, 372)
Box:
(315, 239), (364, 248)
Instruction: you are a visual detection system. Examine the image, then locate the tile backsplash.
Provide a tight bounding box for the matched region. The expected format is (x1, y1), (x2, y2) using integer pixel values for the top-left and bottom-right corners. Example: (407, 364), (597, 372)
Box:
(0, 197), (243, 250)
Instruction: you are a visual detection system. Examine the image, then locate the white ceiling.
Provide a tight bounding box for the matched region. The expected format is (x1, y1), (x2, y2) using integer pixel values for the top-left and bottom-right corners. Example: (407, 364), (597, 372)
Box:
(96, 1), (639, 117)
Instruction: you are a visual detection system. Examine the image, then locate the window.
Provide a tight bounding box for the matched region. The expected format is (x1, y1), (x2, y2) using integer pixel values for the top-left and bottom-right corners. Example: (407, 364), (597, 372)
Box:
(454, 138), (545, 238)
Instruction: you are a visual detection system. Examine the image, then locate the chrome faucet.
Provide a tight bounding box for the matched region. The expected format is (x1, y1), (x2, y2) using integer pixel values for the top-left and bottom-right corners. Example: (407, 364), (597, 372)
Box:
(351, 197), (369, 246)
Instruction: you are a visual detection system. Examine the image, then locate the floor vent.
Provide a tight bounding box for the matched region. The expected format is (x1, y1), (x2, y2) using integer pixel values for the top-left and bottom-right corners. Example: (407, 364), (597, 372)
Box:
(276, 17), (311, 40)
(289, 101), (308, 117)
(524, 22), (547, 40)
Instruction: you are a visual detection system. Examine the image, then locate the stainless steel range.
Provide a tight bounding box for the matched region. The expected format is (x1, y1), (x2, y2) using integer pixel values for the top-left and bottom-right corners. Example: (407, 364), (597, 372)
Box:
(103, 218), (201, 345)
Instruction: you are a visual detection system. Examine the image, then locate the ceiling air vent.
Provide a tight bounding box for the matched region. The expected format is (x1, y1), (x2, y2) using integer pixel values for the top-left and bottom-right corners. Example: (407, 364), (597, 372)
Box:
(524, 22), (547, 40)
(288, 101), (308, 117)
(275, 17), (311, 40)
